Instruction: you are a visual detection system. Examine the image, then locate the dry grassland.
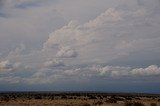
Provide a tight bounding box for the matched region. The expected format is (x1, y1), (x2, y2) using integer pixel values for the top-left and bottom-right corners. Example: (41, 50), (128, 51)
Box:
(0, 92), (160, 106)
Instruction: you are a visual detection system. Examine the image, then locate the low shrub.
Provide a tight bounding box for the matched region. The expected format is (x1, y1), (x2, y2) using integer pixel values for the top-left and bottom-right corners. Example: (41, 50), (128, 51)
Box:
(94, 101), (103, 106)
(34, 95), (42, 99)
(88, 96), (97, 99)
(125, 101), (145, 106)
(61, 95), (67, 99)
(0, 95), (10, 102)
(134, 102), (145, 106)
(105, 98), (117, 103)
(114, 97), (124, 101)
(135, 97), (141, 100)
(82, 103), (90, 106)
(125, 101), (133, 106)
(150, 103), (157, 106)
(125, 97), (133, 100)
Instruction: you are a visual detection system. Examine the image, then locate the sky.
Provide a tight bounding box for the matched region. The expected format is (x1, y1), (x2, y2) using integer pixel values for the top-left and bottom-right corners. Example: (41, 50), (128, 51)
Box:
(0, 0), (160, 93)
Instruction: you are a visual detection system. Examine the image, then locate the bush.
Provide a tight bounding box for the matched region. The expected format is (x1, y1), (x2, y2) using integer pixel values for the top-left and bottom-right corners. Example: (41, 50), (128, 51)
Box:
(105, 98), (117, 103)
(124, 101), (145, 106)
(1, 95), (10, 102)
(34, 95), (42, 99)
(48, 96), (54, 100)
(61, 95), (67, 99)
(82, 103), (90, 106)
(125, 97), (132, 100)
(150, 103), (157, 106)
(125, 101), (133, 106)
(88, 95), (97, 99)
(135, 97), (141, 100)
(99, 96), (103, 99)
(134, 102), (145, 106)
(114, 97), (124, 101)
(94, 101), (103, 106)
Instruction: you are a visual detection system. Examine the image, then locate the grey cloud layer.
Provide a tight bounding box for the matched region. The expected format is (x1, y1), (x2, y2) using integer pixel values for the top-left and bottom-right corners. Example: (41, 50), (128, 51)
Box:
(0, 64), (160, 84)
(0, 0), (160, 84)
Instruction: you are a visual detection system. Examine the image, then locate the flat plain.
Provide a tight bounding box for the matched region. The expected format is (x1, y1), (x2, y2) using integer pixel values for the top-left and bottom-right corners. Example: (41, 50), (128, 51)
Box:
(0, 92), (160, 106)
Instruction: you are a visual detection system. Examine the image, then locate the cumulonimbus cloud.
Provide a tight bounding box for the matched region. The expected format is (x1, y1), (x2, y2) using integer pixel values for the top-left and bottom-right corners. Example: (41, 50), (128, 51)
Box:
(43, 5), (160, 64)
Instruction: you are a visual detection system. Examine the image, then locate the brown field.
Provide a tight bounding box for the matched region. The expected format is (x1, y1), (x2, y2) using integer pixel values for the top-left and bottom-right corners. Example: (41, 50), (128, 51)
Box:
(0, 92), (160, 106)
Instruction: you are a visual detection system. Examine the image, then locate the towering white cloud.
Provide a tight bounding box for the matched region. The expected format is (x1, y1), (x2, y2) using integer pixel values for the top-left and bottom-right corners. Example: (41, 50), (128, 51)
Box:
(44, 2), (160, 64)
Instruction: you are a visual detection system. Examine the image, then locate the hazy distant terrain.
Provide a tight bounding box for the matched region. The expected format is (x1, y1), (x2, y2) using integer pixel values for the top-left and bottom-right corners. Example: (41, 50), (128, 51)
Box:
(0, 92), (160, 106)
